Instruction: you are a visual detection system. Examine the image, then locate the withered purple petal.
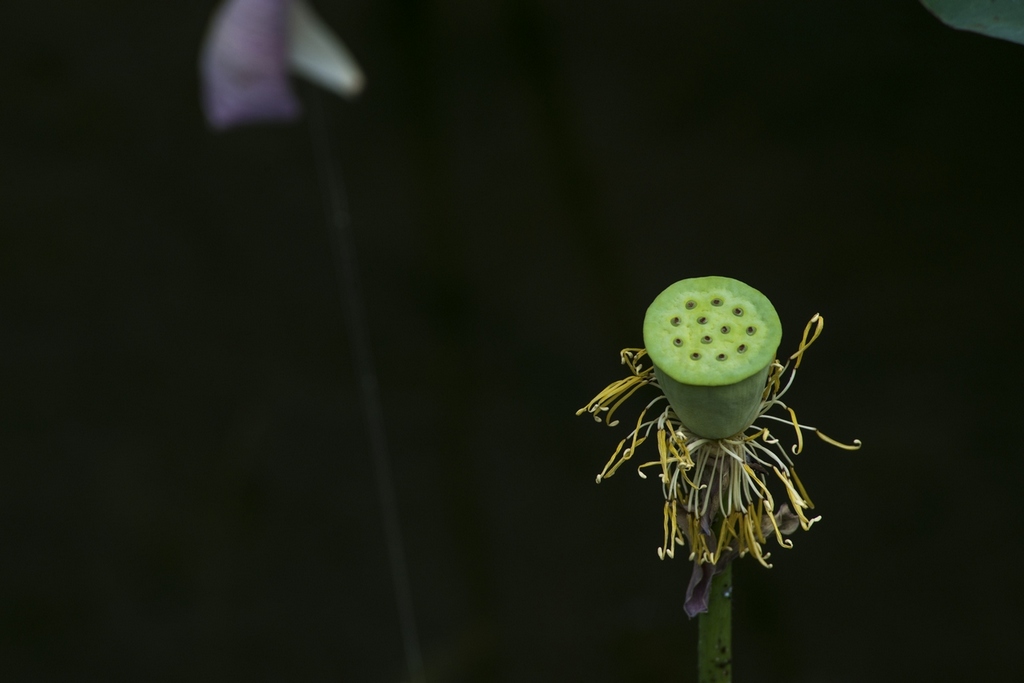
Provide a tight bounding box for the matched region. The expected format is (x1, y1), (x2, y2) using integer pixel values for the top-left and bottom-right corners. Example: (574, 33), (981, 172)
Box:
(684, 561), (715, 618)
(684, 554), (735, 618)
(200, 0), (300, 129)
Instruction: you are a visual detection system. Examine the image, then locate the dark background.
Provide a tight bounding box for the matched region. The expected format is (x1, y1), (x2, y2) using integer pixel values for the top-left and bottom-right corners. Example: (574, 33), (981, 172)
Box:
(4, 0), (1024, 680)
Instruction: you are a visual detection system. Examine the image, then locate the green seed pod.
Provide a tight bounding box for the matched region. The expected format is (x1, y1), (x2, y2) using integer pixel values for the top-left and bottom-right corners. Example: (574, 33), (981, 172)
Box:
(643, 276), (782, 439)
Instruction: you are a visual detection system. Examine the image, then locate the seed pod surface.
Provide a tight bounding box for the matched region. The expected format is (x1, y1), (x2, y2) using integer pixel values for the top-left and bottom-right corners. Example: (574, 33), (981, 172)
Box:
(643, 276), (782, 438)
(644, 276), (781, 386)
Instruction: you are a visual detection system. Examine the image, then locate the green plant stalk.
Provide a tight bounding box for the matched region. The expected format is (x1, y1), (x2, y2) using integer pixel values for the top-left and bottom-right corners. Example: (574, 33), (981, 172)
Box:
(697, 563), (732, 683)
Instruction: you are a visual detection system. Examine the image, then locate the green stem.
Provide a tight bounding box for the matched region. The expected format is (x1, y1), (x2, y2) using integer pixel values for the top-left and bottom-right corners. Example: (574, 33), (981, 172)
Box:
(697, 563), (732, 683)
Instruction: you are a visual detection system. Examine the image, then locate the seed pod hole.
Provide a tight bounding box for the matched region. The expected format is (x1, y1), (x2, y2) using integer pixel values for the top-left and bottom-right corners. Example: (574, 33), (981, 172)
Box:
(732, 307), (744, 316)
(690, 352), (701, 360)
(720, 326), (730, 334)
(701, 335), (712, 344)
(673, 338), (683, 347)
(716, 353), (727, 361)
(711, 298), (723, 306)
(685, 300), (697, 310)
(746, 326), (756, 336)
(697, 316), (708, 325)
(670, 316), (681, 326)
(738, 344), (747, 353)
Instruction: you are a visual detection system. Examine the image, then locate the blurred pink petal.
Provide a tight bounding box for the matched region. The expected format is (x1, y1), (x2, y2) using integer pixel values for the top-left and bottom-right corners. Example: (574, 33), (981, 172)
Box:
(200, 0), (364, 130)
(200, 0), (299, 129)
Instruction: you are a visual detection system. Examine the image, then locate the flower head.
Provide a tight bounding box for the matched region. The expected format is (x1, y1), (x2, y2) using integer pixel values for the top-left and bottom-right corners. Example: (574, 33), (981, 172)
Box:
(578, 276), (860, 617)
(200, 0), (365, 130)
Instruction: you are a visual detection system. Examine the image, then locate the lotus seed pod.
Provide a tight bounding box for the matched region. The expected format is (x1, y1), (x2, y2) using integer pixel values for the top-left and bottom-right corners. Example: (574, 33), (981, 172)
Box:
(643, 276), (783, 439)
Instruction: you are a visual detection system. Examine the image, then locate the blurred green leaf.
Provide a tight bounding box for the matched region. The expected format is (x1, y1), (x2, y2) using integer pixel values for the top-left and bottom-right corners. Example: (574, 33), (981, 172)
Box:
(922, 0), (1024, 45)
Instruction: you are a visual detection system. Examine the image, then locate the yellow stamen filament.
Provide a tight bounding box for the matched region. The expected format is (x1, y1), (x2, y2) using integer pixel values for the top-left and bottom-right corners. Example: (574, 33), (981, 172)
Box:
(753, 499), (767, 544)
(761, 497), (793, 550)
(789, 467), (815, 509)
(815, 431), (863, 451)
(773, 466), (818, 531)
(744, 427), (768, 442)
(787, 406), (804, 454)
(743, 464), (776, 512)
(602, 379), (653, 427)
(657, 499), (682, 560)
(790, 314), (823, 369)
(741, 511), (771, 568)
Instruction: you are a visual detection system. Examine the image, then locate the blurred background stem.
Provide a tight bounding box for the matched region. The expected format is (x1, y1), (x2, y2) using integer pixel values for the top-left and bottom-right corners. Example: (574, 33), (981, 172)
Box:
(308, 91), (425, 682)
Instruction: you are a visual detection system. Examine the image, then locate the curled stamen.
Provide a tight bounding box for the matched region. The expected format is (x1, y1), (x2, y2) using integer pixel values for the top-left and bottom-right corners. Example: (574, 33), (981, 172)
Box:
(787, 406), (804, 455)
(816, 431), (863, 450)
(790, 314), (823, 369)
